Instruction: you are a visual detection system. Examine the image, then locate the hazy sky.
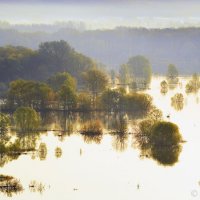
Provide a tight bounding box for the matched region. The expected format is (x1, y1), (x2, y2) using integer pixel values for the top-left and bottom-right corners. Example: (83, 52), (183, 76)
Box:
(1, 0), (200, 29)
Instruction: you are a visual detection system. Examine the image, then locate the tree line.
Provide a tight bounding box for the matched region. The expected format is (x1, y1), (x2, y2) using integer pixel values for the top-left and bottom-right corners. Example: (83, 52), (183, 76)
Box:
(1, 69), (153, 114)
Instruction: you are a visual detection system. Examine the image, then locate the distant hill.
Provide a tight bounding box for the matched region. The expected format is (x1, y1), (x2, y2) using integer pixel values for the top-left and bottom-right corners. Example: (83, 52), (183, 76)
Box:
(0, 27), (200, 74)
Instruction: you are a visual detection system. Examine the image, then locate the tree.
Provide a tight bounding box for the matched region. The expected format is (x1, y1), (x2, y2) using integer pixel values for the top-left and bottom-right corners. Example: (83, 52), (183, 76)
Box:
(58, 84), (77, 110)
(135, 119), (183, 166)
(78, 92), (92, 111)
(150, 122), (182, 147)
(7, 80), (54, 109)
(100, 89), (124, 111)
(167, 64), (178, 81)
(47, 72), (76, 91)
(0, 42), (95, 84)
(126, 55), (152, 87)
(160, 80), (168, 89)
(83, 68), (108, 102)
(14, 107), (41, 132)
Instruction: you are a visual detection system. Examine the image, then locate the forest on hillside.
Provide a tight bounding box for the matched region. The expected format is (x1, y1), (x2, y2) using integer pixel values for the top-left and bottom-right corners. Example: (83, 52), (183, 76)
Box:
(0, 27), (200, 74)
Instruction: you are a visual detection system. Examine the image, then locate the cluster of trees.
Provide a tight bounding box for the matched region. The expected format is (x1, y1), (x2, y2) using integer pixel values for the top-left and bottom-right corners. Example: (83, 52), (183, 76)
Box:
(119, 55), (152, 90)
(135, 112), (183, 166)
(4, 69), (103, 110)
(1, 27), (200, 75)
(0, 40), (95, 84)
(101, 89), (153, 113)
(2, 68), (153, 114)
(185, 73), (200, 93)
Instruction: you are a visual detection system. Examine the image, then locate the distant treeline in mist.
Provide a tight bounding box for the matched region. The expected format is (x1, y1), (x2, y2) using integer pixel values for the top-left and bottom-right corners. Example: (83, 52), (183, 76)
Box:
(0, 26), (200, 74)
(0, 40), (95, 83)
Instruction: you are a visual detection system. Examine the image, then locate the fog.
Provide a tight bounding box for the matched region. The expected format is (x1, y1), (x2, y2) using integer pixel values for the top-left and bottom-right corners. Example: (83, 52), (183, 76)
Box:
(1, 1), (200, 29)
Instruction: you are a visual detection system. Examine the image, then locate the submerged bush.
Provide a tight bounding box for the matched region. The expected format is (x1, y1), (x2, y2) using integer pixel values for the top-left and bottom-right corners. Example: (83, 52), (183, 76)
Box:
(150, 122), (182, 147)
(14, 107), (41, 133)
(80, 120), (103, 136)
(135, 120), (183, 166)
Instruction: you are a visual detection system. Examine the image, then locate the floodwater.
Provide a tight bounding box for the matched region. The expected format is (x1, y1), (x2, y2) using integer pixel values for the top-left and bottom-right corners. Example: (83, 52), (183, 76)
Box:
(1, 76), (200, 200)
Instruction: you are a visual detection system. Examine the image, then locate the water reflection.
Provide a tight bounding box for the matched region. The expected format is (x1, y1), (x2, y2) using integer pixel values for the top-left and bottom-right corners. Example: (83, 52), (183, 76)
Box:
(29, 180), (46, 194)
(0, 154), (20, 168)
(151, 145), (182, 166)
(0, 175), (23, 197)
(38, 143), (47, 161)
(134, 119), (183, 166)
(80, 120), (103, 144)
(110, 115), (129, 152)
(160, 87), (168, 95)
(55, 147), (62, 159)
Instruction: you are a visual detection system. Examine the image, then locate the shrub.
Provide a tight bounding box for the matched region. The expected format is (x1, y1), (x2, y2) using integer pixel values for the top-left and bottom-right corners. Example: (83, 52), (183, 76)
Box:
(14, 107), (41, 133)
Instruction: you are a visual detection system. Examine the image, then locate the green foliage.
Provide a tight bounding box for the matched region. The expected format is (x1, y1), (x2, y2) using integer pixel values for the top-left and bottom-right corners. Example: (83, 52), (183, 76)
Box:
(128, 56), (152, 80)
(100, 89), (153, 113)
(78, 93), (92, 111)
(167, 64), (179, 83)
(7, 80), (54, 109)
(83, 68), (108, 96)
(100, 89), (124, 111)
(160, 80), (168, 89)
(119, 56), (152, 90)
(14, 107), (41, 133)
(185, 73), (200, 93)
(0, 113), (10, 135)
(58, 84), (77, 109)
(125, 93), (152, 112)
(135, 119), (183, 166)
(0, 41), (95, 83)
(47, 72), (76, 91)
(148, 106), (163, 121)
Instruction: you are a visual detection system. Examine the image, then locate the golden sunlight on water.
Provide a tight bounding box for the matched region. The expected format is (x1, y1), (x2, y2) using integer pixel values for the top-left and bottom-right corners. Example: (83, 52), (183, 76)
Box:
(1, 76), (200, 200)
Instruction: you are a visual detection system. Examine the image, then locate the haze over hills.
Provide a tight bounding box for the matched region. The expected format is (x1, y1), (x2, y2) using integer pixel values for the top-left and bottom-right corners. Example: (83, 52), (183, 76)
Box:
(0, 26), (200, 74)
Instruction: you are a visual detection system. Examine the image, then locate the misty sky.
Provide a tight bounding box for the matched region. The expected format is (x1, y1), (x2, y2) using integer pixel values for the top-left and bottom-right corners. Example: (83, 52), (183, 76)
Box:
(1, 0), (200, 29)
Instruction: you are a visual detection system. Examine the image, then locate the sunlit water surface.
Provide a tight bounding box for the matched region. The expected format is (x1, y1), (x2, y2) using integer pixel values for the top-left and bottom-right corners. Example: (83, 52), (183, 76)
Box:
(1, 76), (200, 200)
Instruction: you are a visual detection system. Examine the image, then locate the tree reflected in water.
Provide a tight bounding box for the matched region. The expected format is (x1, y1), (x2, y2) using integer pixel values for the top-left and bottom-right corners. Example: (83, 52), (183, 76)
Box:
(29, 180), (46, 194)
(134, 120), (183, 166)
(0, 175), (23, 197)
(80, 120), (103, 144)
(110, 114), (129, 152)
(171, 93), (184, 111)
(55, 147), (62, 158)
(151, 145), (182, 166)
(38, 143), (47, 161)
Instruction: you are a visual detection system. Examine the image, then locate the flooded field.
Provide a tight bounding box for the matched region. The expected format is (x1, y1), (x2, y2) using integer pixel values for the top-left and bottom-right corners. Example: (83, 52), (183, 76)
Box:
(1, 77), (200, 200)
